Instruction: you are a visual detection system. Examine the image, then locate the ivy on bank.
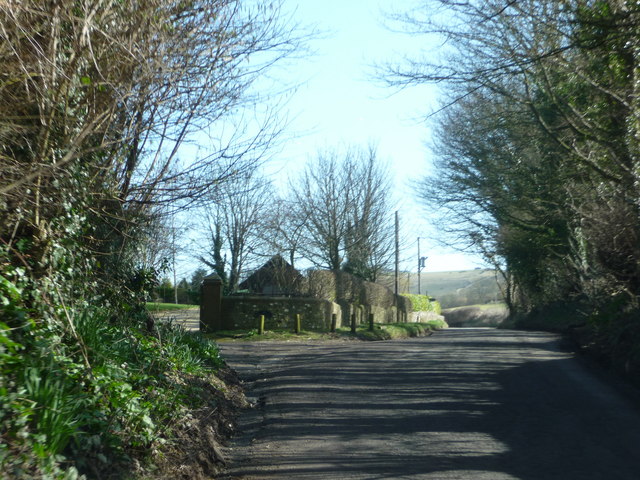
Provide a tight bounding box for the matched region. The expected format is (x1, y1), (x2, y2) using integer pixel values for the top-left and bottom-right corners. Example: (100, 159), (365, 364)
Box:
(0, 255), (224, 479)
(401, 294), (442, 315)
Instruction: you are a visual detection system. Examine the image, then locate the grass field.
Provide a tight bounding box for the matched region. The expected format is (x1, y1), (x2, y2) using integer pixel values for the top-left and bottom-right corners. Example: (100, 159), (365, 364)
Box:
(146, 302), (198, 312)
(420, 269), (499, 295)
(378, 269), (504, 308)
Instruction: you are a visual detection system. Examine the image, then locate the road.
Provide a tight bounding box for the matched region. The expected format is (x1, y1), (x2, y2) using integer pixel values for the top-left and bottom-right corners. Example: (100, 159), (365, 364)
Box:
(218, 329), (640, 479)
(151, 307), (199, 330)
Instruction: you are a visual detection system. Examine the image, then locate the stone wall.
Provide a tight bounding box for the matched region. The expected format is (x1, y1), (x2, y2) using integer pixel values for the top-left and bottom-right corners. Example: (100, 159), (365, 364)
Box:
(201, 269), (416, 332)
(220, 296), (342, 331)
(307, 269), (412, 324)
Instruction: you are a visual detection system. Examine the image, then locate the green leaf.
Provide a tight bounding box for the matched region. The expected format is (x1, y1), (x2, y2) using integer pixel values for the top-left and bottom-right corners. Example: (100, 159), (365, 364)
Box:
(0, 322), (22, 352)
(80, 76), (91, 85)
(0, 275), (21, 301)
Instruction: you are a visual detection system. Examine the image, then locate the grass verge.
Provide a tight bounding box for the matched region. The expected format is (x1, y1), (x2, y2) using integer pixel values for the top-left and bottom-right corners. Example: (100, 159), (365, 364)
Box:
(207, 319), (448, 342)
(146, 302), (198, 312)
(1, 302), (243, 479)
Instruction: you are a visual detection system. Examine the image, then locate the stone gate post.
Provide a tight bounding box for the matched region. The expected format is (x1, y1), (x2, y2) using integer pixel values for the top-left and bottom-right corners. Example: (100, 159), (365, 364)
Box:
(200, 273), (222, 332)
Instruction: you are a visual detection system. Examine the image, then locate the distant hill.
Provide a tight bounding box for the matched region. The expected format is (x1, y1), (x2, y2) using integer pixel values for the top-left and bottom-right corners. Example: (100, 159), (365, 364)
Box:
(378, 269), (504, 308)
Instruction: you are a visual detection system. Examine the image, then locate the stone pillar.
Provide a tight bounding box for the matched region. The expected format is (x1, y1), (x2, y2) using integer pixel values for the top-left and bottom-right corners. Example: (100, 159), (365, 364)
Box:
(200, 273), (222, 332)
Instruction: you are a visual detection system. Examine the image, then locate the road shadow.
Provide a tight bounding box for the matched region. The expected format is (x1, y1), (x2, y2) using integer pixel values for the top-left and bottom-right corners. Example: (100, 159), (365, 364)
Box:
(220, 329), (640, 479)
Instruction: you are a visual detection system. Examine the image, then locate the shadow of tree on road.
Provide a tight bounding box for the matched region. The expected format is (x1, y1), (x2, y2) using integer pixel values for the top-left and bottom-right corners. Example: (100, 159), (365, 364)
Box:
(220, 329), (640, 479)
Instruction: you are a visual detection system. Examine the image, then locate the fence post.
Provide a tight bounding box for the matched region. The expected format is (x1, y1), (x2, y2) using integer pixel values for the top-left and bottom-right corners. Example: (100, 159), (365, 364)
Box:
(369, 313), (374, 331)
(258, 314), (265, 335)
(295, 313), (301, 334)
(331, 313), (337, 333)
(350, 312), (356, 334)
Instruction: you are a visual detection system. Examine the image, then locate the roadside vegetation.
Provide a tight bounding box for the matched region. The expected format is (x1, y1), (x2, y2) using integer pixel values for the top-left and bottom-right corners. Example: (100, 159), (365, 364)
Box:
(0, 1), (300, 478)
(1, 296), (236, 478)
(360, 321), (447, 340)
(401, 294), (442, 315)
(209, 320), (448, 342)
(385, 1), (640, 380)
(5, 0), (639, 476)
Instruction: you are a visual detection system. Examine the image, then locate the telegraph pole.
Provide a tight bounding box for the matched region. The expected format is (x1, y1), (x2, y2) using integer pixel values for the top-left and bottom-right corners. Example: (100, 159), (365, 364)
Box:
(417, 237), (428, 296)
(417, 237), (421, 296)
(394, 211), (399, 297)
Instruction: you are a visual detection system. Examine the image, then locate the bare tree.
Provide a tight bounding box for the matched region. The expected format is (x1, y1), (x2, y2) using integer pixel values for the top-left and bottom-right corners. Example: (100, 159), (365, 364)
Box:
(137, 212), (175, 273)
(343, 146), (395, 282)
(0, 0), (302, 245)
(289, 145), (395, 279)
(289, 149), (353, 270)
(198, 168), (274, 293)
(260, 197), (307, 269)
(381, 0), (640, 309)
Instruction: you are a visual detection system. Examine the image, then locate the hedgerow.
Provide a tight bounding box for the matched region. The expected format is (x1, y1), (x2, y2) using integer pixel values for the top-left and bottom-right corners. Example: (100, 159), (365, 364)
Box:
(401, 293), (442, 315)
(1, 1), (299, 476)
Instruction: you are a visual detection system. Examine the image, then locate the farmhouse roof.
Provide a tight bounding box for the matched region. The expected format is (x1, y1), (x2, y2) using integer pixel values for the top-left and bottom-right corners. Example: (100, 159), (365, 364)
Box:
(239, 255), (303, 294)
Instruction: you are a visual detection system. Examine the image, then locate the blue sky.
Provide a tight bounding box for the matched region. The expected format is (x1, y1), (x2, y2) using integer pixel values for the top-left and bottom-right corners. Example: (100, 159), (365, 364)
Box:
(174, 0), (487, 281)
(271, 0), (487, 272)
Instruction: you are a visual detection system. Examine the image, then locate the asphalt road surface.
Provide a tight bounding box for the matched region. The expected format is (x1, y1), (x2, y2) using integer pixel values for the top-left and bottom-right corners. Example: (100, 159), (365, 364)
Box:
(219, 329), (640, 479)
(151, 307), (199, 330)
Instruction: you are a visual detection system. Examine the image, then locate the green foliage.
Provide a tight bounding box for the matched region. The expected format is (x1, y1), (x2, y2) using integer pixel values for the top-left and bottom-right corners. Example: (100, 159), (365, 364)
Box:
(0, 265), (224, 477)
(21, 363), (84, 457)
(402, 293), (441, 314)
(188, 268), (208, 305)
(396, 0), (640, 372)
(153, 285), (199, 304)
(0, 0), (297, 476)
